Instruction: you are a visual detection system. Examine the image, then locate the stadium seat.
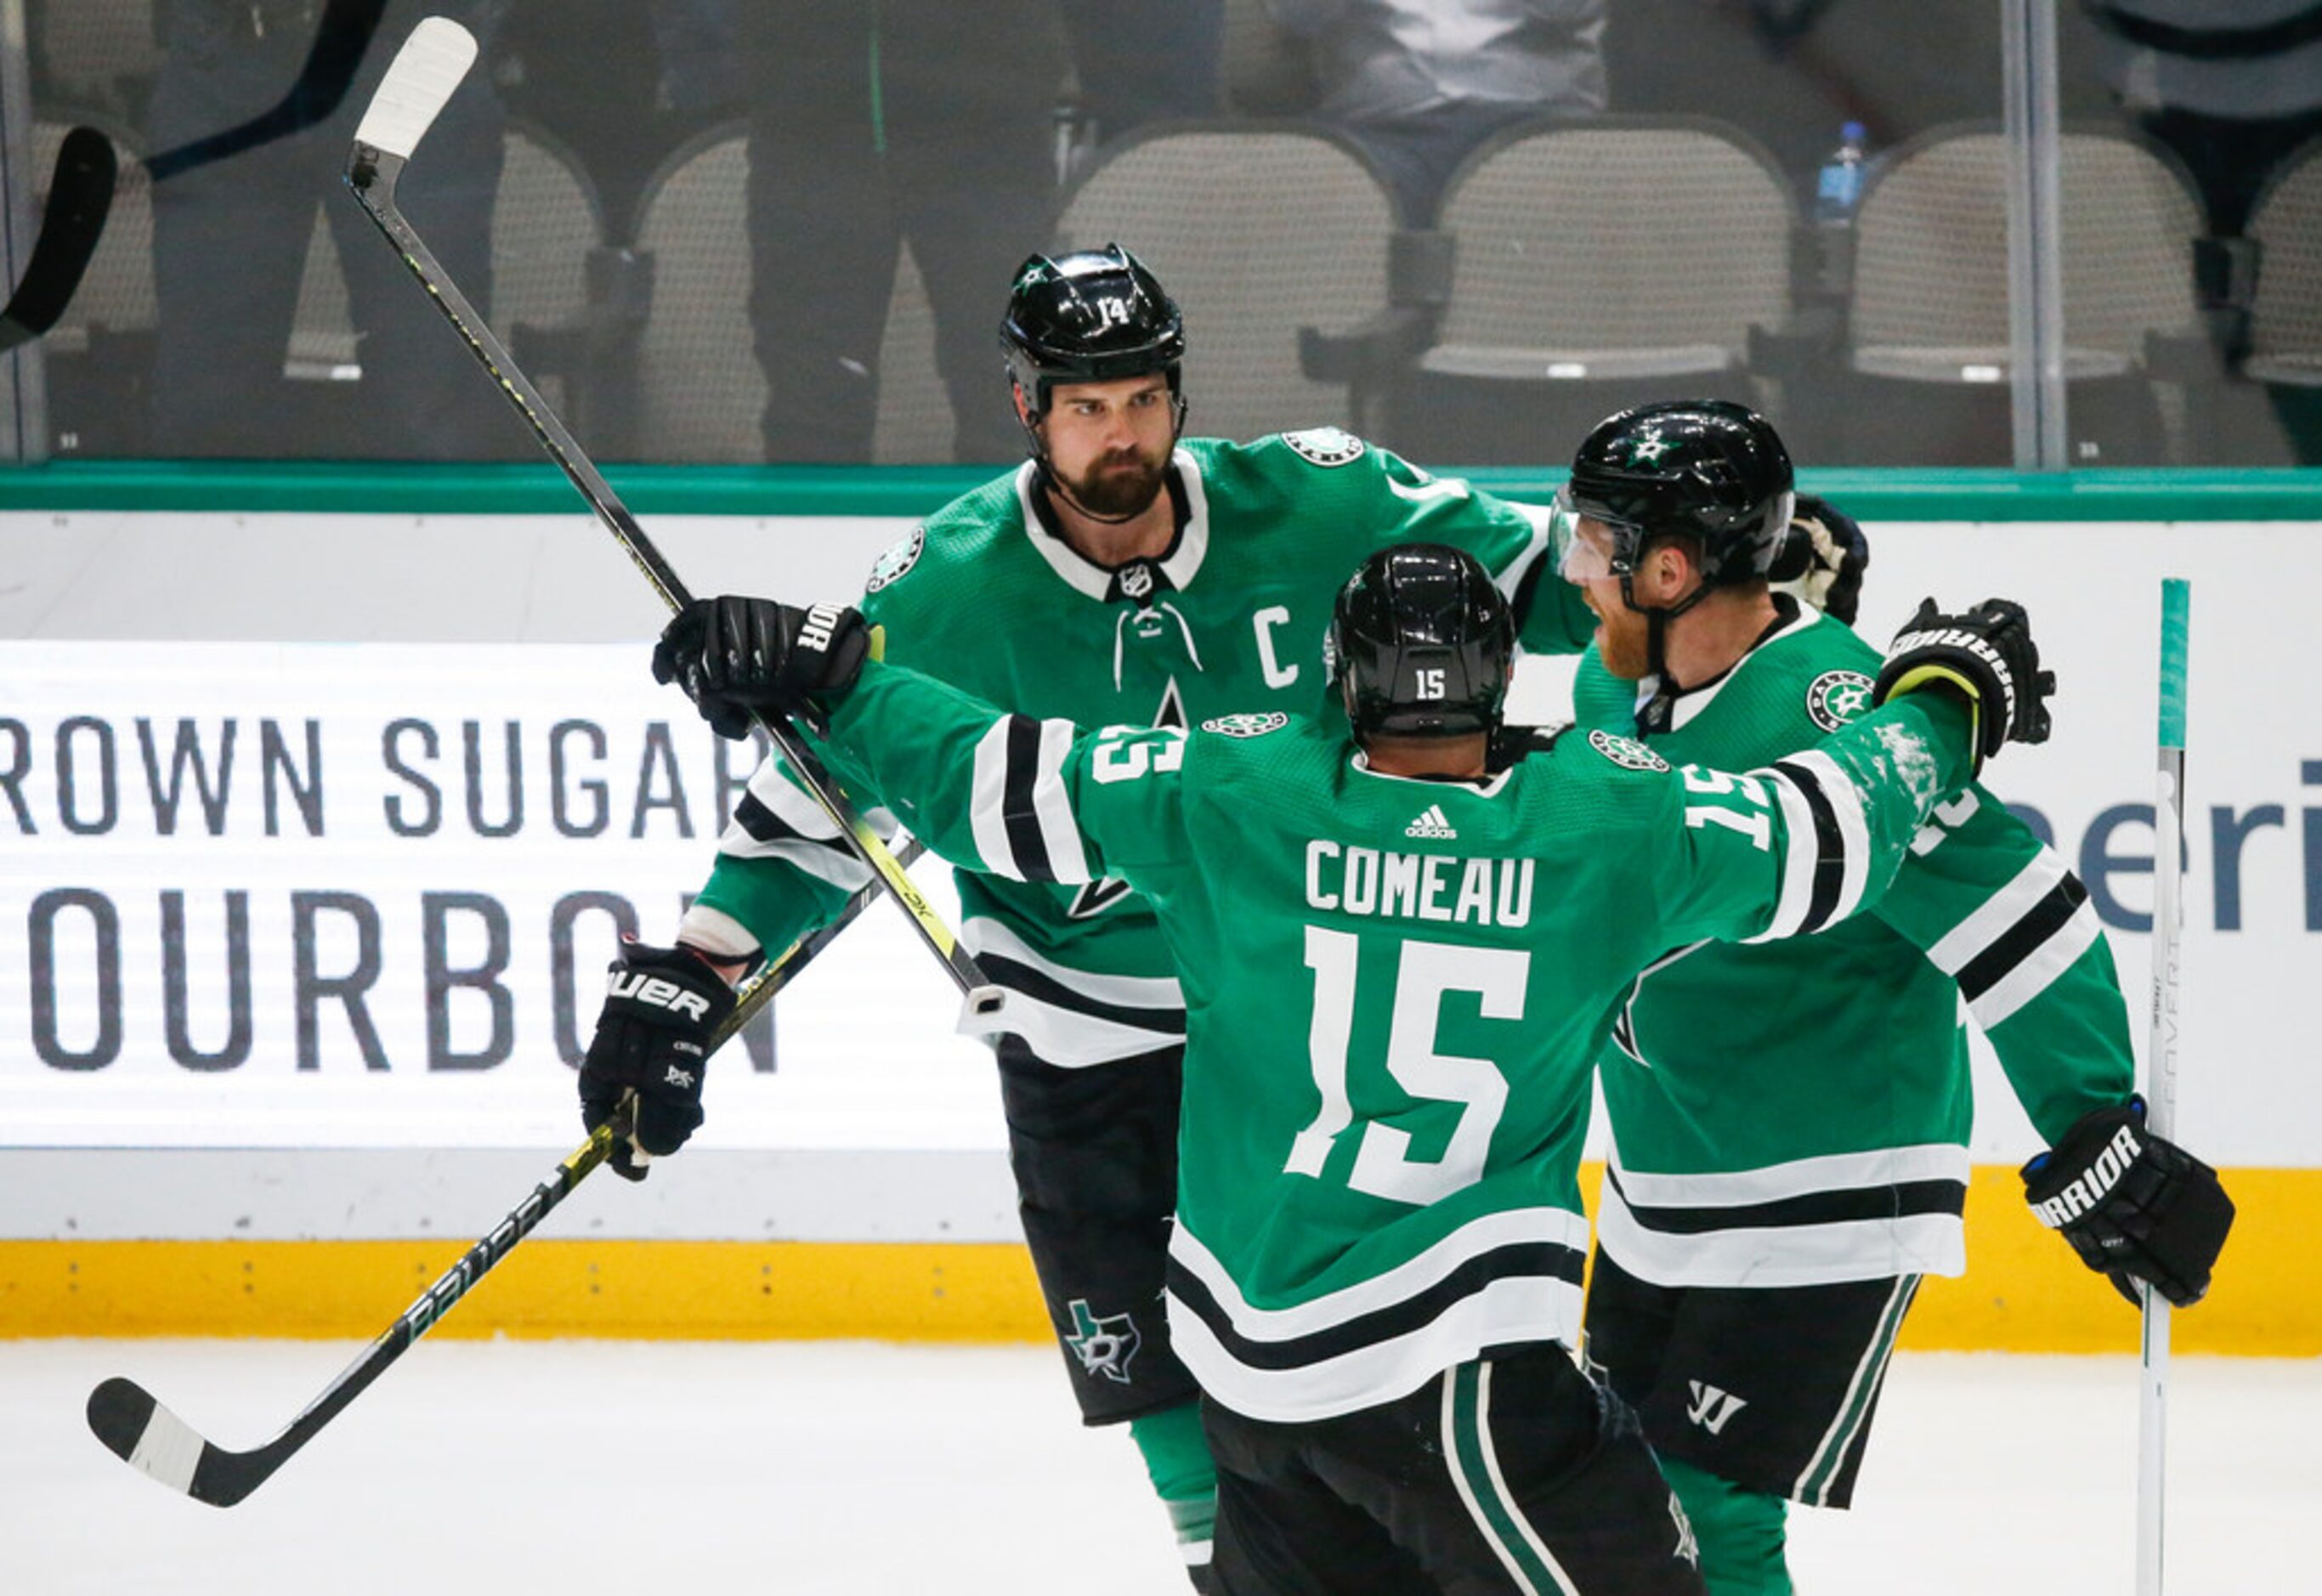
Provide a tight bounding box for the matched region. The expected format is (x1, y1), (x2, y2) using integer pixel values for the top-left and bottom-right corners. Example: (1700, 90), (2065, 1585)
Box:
(1055, 121), (1397, 444)
(1840, 122), (2204, 464)
(627, 122), (955, 464)
(1387, 116), (1793, 465)
(2246, 136), (2322, 392)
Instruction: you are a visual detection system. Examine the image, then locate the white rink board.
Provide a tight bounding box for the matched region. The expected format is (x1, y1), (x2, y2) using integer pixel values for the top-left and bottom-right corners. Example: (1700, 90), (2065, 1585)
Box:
(1, 511), (2316, 1201)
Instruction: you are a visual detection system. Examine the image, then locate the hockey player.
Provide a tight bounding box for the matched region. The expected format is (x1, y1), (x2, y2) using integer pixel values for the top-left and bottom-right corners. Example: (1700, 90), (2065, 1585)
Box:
(575, 245), (1626, 1582)
(638, 540), (2057, 1591)
(1554, 399), (2237, 1595)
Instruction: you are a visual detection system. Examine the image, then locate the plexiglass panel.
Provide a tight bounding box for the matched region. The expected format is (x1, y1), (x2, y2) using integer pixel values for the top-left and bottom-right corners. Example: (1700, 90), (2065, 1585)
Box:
(26, 1), (2296, 467)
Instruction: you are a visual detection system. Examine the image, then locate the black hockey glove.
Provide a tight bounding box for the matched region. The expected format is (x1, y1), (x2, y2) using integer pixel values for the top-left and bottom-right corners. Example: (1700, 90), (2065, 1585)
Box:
(2022, 1096), (2234, 1308)
(1871, 597), (2055, 775)
(653, 596), (872, 739)
(579, 942), (737, 1181)
(1768, 494), (1869, 625)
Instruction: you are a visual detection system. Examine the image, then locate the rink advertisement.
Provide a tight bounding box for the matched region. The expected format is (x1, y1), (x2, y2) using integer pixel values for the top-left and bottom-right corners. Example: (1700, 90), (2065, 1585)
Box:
(0, 640), (1000, 1153)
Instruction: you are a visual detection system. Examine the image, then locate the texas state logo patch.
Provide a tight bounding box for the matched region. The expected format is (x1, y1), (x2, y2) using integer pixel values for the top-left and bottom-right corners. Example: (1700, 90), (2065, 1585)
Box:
(864, 525), (925, 593)
(1202, 711), (1288, 739)
(1588, 728), (1670, 772)
(1804, 669), (1875, 733)
(1281, 427), (1367, 467)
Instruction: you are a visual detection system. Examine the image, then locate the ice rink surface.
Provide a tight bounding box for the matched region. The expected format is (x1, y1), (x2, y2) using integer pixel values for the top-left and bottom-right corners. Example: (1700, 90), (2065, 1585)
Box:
(7, 1338), (2315, 1593)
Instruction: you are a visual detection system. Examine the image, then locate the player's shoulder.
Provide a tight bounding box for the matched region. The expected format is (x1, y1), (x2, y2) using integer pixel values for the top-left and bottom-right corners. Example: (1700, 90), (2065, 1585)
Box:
(1743, 607), (1883, 736)
(1189, 427), (1400, 496)
(858, 467), (1028, 622)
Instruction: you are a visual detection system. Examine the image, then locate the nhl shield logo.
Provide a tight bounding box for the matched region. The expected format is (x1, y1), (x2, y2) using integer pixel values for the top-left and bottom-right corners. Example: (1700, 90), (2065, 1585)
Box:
(1588, 728), (1670, 772)
(1804, 669), (1874, 733)
(1064, 1299), (1141, 1384)
(1282, 426), (1367, 467)
(1201, 711), (1288, 738)
(864, 526), (925, 593)
(1116, 561), (1157, 601)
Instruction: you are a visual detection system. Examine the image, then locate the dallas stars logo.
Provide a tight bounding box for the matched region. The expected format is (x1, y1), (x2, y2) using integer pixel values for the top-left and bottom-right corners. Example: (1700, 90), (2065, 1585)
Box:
(1063, 1299), (1141, 1384)
(1627, 432), (1672, 465)
(1804, 669), (1875, 733)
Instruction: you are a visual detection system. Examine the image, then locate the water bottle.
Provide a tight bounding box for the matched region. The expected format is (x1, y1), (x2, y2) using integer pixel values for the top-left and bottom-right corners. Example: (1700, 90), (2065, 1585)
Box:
(1812, 122), (1869, 296)
(1815, 122), (1869, 224)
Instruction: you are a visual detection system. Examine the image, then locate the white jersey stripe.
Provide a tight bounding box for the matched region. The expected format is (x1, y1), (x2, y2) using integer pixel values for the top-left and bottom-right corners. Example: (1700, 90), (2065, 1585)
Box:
(1786, 749), (1872, 922)
(1608, 1142), (1971, 1208)
(1031, 717), (1093, 884)
(968, 718), (1022, 880)
(1747, 767), (1822, 942)
(1595, 1186), (1966, 1286)
(1924, 849), (2075, 976)
(1968, 897), (2104, 1028)
(1169, 1207), (1589, 1341)
(1167, 1272), (1583, 1423)
(961, 917), (1185, 1010)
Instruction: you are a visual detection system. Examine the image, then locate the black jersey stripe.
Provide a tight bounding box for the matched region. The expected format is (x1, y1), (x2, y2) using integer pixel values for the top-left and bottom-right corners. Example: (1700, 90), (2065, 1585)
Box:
(973, 952), (1186, 1034)
(1606, 1167), (1967, 1234)
(1771, 760), (1848, 934)
(1954, 874), (2091, 1002)
(999, 716), (1057, 883)
(1166, 1241), (1585, 1372)
(734, 791), (849, 852)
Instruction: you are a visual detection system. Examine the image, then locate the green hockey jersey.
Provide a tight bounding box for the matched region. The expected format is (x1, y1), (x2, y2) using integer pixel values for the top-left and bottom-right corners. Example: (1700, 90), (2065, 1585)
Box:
(683, 432), (1595, 1066)
(1569, 601), (2135, 1288)
(802, 652), (1980, 1421)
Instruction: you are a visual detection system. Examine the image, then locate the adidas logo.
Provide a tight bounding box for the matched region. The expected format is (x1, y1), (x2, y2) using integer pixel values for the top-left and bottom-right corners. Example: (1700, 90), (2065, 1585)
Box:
(1405, 804), (1458, 840)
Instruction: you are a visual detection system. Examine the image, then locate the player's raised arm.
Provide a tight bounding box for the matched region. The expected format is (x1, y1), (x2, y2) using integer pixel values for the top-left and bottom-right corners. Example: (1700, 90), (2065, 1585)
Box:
(653, 595), (1194, 896)
(1643, 596), (2057, 950)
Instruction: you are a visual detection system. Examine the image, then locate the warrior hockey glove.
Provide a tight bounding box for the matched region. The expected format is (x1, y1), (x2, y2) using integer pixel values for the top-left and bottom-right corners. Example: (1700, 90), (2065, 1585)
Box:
(2022, 1096), (2234, 1308)
(653, 596), (873, 739)
(1768, 494), (1869, 625)
(579, 942), (737, 1181)
(1871, 597), (2055, 774)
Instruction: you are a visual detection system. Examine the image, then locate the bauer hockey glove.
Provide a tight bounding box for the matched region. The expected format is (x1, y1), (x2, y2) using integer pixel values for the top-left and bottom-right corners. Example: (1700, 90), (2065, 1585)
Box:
(2022, 1096), (2235, 1308)
(653, 596), (873, 738)
(1871, 597), (2055, 774)
(579, 942), (737, 1180)
(1769, 494), (1869, 625)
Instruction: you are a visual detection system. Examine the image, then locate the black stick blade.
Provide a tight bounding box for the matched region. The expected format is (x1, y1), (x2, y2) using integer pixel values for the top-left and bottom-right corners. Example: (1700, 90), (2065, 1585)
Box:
(0, 127), (118, 353)
(87, 1376), (255, 1507)
(145, 0), (390, 181)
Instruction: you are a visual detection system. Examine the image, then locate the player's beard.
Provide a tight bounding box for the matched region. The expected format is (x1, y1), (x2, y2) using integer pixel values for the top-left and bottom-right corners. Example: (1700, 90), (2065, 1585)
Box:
(1058, 442), (1170, 519)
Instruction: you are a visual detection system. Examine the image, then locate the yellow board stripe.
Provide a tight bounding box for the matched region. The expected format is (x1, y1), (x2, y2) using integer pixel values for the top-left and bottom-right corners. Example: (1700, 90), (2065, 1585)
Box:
(1, 1166), (2308, 1352)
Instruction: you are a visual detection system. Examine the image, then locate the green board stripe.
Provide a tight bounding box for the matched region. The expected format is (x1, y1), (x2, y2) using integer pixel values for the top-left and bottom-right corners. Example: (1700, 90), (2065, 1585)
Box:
(2157, 578), (2190, 750)
(1, 461), (2319, 521)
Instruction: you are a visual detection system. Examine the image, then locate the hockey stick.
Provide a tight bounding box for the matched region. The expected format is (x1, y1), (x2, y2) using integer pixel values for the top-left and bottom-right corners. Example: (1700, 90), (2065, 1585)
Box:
(2135, 577), (2190, 1596)
(341, 18), (1002, 1026)
(82, 845), (920, 1506)
(0, 127), (117, 356)
(144, 0), (390, 182)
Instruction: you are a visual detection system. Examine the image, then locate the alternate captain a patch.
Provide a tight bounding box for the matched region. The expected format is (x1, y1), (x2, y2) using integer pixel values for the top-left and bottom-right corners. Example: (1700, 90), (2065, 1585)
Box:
(1589, 728), (1670, 773)
(1804, 669), (1875, 733)
(864, 526), (925, 593)
(1281, 427), (1366, 468)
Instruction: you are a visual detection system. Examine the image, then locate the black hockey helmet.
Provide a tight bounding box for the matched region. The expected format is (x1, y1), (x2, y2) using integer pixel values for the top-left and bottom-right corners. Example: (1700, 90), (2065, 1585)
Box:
(1328, 543), (1514, 742)
(1000, 246), (1187, 433)
(1561, 399), (1795, 592)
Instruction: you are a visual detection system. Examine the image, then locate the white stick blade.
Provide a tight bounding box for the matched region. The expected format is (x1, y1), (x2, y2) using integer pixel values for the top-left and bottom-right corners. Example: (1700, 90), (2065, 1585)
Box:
(125, 1398), (209, 1493)
(354, 17), (479, 160)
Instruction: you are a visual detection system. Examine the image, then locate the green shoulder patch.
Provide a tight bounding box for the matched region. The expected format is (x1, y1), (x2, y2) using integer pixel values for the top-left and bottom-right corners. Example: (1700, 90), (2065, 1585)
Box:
(864, 526), (926, 594)
(1804, 669), (1875, 733)
(1201, 711), (1289, 739)
(1587, 728), (1670, 773)
(1280, 427), (1367, 468)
